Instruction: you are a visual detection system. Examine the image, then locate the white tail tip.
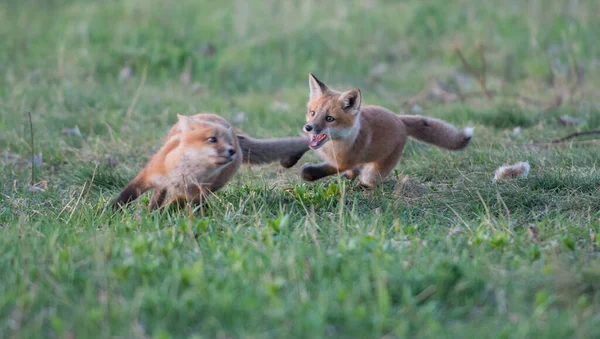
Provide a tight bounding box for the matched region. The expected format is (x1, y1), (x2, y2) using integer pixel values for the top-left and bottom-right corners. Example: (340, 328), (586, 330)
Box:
(463, 127), (474, 138)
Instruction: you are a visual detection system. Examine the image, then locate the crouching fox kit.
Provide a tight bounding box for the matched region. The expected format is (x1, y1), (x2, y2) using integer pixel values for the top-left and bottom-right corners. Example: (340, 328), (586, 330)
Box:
(301, 74), (473, 187)
(113, 113), (309, 210)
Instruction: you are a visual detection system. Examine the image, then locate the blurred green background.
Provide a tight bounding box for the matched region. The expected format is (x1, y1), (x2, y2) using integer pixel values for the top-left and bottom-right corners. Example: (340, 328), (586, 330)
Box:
(2, 0), (599, 156)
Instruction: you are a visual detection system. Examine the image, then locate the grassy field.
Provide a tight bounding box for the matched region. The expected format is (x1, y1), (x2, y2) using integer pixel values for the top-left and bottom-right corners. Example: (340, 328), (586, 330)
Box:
(2, 0), (600, 337)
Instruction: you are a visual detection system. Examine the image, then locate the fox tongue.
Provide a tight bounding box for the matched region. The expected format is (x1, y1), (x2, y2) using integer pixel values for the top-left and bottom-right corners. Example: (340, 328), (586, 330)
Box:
(309, 134), (327, 148)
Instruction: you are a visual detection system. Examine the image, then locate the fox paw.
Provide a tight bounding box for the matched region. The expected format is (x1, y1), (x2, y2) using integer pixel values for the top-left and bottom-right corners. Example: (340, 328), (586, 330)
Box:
(357, 182), (376, 190)
(280, 152), (305, 168)
(341, 168), (360, 180)
(358, 176), (379, 188)
(301, 164), (318, 181)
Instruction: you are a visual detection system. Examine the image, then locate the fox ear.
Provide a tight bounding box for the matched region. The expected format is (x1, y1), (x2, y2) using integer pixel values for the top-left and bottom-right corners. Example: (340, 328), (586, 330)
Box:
(309, 73), (328, 100)
(339, 88), (361, 114)
(177, 114), (191, 131)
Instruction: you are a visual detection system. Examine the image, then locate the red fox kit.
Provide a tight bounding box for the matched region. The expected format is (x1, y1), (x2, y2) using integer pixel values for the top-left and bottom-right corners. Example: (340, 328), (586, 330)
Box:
(301, 73), (473, 187)
(113, 113), (309, 209)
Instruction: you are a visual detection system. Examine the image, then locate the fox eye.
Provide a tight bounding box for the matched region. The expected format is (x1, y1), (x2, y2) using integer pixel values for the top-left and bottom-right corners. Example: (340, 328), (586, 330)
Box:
(207, 136), (217, 143)
(325, 116), (335, 122)
(310, 111), (316, 117)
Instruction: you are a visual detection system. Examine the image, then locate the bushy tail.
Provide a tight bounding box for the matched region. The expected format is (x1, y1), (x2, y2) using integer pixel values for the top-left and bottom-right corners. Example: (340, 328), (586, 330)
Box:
(111, 171), (151, 209)
(236, 134), (310, 168)
(398, 115), (473, 150)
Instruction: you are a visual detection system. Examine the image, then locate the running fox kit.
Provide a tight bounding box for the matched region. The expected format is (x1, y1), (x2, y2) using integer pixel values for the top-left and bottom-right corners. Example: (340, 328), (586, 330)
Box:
(113, 113), (309, 209)
(301, 73), (473, 187)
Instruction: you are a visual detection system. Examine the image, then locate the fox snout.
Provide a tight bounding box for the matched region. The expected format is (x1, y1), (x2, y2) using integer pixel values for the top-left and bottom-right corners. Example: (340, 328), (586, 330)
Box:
(215, 147), (237, 163)
(224, 147), (236, 159)
(304, 124), (322, 134)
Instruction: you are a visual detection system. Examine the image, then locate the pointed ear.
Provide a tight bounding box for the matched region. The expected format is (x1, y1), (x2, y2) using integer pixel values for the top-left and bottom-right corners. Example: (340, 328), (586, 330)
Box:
(339, 88), (361, 114)
(309, 73), (328, 100)
(177, 114), (191, 131)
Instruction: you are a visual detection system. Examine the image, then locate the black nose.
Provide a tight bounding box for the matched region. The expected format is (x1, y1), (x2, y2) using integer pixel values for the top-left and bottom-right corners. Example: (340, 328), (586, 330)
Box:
(304, 124), (313, 132)
(228, 148), (236, 156)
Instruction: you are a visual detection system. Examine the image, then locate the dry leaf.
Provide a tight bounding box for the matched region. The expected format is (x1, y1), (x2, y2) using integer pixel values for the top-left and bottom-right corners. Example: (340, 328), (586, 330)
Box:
(28, 180), (47, 193)
(61, 126), (81, 137)
(493, 161), (530, 181)
(119, 66), (132, 82)
(557, 115), (584, 126)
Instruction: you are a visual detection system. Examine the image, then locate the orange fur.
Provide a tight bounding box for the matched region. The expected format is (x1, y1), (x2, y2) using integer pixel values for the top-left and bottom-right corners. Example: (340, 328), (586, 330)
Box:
(113, 113), (309, 210)
(113, 113), (241, 209)
(301, 74), (474, 187)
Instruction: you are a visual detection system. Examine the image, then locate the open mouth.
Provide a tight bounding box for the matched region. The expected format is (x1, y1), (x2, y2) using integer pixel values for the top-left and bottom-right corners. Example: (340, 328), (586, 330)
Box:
(309, 134), (329, 150)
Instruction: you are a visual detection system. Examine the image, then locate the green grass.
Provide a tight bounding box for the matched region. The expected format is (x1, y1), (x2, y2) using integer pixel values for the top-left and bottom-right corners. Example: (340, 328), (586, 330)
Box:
(2, 0), (600, 337)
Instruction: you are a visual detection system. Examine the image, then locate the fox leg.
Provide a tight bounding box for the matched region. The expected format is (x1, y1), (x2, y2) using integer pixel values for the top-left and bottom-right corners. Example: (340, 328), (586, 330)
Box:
(111, 171), (150, 209)
(236, 135), (309, 168)
(301, 162), (339, 182)
(149, 189), (167, 210)
(342, 167), (360, 180)
(189, 191), (209, 206)
(280, 151), (307, 169)
(359, 145), (404, 187)
(162, 196), (187, 211)
(358, 163), (382, 187)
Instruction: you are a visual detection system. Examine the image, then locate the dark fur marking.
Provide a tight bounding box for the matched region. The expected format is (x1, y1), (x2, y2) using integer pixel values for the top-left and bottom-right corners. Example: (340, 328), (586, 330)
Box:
(280, 153), (303, 168)
(149, 189), (167, 210)
(310, 73), (328, 92)
(112, 185), (141, 209)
